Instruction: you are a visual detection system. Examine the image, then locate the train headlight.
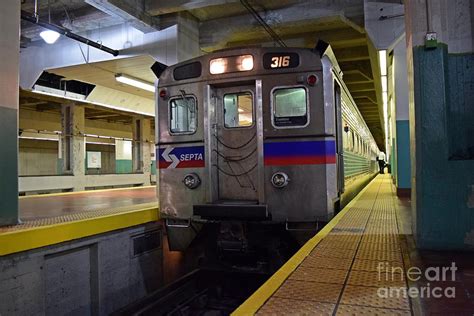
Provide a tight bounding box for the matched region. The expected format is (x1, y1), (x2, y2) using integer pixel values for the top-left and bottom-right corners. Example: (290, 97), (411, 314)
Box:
(210, 58), (227, 74)
(183, 173), (201, 189)
(271, 172), (290, 188)
(237, 55), (254, 71)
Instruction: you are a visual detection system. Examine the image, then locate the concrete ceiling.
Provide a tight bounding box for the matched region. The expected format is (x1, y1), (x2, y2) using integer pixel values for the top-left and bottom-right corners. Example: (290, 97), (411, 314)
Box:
(20, 0), (385, 149)
(49, 55), (156, 98)
(19, 89), (154, 125)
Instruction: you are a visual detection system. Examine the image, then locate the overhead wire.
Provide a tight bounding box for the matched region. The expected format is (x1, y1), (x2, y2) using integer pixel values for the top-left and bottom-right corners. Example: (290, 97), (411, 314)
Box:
(240, 0), (286, 47)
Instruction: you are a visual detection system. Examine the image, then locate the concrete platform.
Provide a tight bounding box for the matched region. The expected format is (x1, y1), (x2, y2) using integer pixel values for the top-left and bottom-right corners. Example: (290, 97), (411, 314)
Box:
(233, 175), (474, 315)
(1, 186), (158, 255)
(0, 186), (162, 315)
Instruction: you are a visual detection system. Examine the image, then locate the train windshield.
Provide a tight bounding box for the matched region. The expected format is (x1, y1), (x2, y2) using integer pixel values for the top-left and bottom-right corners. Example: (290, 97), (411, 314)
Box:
(272, 87), (308, 127)
(223, 92), (254, 128)
(169, 96), (197, 134)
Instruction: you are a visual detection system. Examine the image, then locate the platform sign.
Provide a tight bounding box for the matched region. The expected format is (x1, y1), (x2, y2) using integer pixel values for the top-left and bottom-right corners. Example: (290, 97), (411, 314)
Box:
(87, 151), (102, 169)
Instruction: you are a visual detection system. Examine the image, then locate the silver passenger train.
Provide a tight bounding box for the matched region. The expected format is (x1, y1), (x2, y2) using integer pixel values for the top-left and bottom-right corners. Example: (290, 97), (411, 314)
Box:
(153, 42), (379, 255)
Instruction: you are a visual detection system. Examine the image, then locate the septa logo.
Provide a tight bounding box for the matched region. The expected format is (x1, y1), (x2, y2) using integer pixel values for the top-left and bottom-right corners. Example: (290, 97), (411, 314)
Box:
(158, 146), (205, 169)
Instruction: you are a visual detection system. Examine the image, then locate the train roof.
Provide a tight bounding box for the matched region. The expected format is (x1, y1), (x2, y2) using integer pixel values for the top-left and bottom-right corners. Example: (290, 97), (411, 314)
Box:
(154, 45), (333, 86)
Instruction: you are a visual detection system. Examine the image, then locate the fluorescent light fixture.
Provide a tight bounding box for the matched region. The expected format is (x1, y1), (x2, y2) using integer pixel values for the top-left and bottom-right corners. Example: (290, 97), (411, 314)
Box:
(381, 75), (388, 92)
(40, 30), (60, 44)
(20, 136), (58, 141)
(378, 50), (387, 76)
(86, 141), (115, 146)
(382, 91), (388, 106)
(115, 74), (155, 93)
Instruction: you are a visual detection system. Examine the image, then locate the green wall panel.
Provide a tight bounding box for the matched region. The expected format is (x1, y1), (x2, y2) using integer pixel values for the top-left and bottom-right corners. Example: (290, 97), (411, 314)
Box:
(116, 159), (133, 174)
(151, 161), (156, 175)
(396, 120), (411, 189)
(412, 44), (474, 249)
(0, 107), (18, 225)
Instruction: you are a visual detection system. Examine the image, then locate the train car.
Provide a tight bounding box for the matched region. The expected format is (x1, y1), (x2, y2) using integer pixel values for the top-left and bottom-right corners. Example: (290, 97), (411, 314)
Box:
(152, 42), (379, 262)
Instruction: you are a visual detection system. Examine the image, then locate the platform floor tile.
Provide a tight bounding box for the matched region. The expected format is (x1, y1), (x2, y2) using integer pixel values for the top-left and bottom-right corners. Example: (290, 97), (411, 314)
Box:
(316, 239), (360, 250)
(300, 255), (353, 270)
(257, 298), (335, 315)
(347, 270), (406, 288)
(272, 280), (343, 303)
(356, 249), (403, 262)
(358, 241), (401, 252)
(336, 304), (411, 316)
(237, 176), (416, 315)
(351, 259), (404, 272)
(340, 285), (411, 310)
(289, 266), (348, 284)
(0, 202), (157, 233)
(309, 247), (357, 259)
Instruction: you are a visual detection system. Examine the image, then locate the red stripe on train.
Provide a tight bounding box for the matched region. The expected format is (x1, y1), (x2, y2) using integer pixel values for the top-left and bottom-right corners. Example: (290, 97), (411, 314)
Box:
(158, 160), (205, 169)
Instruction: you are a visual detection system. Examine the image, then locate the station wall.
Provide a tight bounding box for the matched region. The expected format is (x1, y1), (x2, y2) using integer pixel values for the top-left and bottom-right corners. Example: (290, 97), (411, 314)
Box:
(18, 108), (156, 192)
(406, 0), (474, 249)
(0, 223), (163, 315)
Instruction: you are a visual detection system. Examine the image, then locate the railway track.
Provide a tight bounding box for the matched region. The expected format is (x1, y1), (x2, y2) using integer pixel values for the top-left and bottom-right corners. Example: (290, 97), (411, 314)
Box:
(114, 269), (268, 315)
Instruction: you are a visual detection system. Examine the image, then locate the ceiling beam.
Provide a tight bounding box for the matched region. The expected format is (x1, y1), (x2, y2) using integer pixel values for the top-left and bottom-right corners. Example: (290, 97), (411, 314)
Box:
(86, 0), (161, 33)
(146, 0), (240, 15)
(346, 82), (375, 92)
(311, 27), (366, 48)
(339, 60), (373, 80)
(333, 45), (369, 62)
(343, 73), (373, 84)
(350, 91), (377, 104)
(199, 2), (351, 51)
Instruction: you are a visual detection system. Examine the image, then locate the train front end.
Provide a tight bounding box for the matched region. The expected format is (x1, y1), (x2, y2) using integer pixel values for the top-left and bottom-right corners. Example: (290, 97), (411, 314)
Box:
(154, 47), (341, 256)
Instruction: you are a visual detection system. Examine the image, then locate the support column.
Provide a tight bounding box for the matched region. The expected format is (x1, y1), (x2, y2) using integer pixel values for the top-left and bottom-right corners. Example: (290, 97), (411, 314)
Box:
(61, 104), (85, 191)
(405, 0), (474, 249)
(0, 1), (20, 225)
(176, 12), (201, 62)
(390, 37), (411, 197)
(132, 118), (151, 185)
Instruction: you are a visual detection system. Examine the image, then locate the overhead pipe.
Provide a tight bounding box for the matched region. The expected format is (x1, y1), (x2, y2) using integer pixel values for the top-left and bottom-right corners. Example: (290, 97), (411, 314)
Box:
(21, 10), (119, 57)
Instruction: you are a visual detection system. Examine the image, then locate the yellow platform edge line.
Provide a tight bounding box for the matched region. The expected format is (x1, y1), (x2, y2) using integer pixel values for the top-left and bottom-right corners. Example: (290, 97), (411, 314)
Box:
(0, 207), (159, 256)
(231, 178), (377, 316)
(19, 185), (156, 199)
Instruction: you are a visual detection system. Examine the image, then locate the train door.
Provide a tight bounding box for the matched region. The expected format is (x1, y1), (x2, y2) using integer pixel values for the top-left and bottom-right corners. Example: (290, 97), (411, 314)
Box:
(334, 82), (345, 194)
(213, 85), (259, 202)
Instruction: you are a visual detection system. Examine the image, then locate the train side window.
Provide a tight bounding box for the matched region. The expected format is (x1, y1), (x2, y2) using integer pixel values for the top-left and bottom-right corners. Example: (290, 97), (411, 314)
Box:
(169, 96), (197, 134)
(271, 86), (308, 127)
(223, 92), (254, 128)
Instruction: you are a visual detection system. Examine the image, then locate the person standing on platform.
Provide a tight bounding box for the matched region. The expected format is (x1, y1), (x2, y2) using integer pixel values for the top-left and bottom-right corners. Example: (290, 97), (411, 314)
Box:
(377, 151), (386, 174)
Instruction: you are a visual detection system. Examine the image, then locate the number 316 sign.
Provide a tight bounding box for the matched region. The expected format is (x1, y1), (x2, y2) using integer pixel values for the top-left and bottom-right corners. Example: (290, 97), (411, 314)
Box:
(263, 52), (299, 69)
